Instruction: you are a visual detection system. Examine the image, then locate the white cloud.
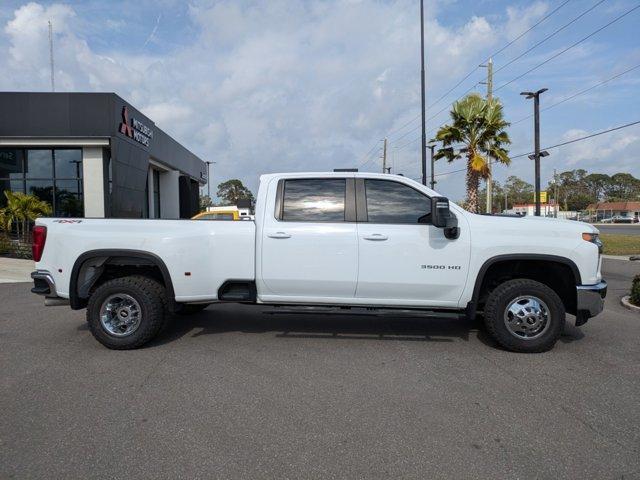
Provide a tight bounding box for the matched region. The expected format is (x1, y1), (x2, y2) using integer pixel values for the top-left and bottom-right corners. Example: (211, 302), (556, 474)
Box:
(0, 0), (636, 200)
(559, 127), (640, 171)
(504, 2), (549, 42)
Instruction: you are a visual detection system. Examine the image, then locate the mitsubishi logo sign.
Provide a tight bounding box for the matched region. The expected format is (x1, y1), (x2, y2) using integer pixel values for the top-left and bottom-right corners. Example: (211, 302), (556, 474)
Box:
(119, 106), (133, 137)
(119, 106), (153, 147)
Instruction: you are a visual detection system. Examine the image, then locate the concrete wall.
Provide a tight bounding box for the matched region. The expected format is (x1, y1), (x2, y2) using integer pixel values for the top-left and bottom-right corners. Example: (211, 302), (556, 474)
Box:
(82, 147), (105, 217)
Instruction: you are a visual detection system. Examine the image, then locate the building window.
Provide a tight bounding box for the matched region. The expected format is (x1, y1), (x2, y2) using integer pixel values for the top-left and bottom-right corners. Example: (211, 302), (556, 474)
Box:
(0, 148), (83, 217)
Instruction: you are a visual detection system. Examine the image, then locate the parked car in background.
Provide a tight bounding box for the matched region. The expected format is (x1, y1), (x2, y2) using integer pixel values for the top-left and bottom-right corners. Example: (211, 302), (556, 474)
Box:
(192, 209), (239, 221)
(612, 215), (636, 224)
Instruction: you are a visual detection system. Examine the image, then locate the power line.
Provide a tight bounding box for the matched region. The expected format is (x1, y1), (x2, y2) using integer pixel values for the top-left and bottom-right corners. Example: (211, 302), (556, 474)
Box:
(511, 63), (640, 125)
(489, 0), (573, 59)
(432, 120), (640, 177)
(510, 120), (640, 159)
(391, 0), (619, 152)
(392, 80), (481, 147)
(494, 0), (606, 76)
(387, 112), (422, 137)
(385, 0), (572, 140)
(398, 63), (640, 157)
(364, 1), (637, 166)
(419, 0), (572, 120)
(435, 166), (467, 178)
(358, 140), (382, 168)
(494, 3), (640, 93)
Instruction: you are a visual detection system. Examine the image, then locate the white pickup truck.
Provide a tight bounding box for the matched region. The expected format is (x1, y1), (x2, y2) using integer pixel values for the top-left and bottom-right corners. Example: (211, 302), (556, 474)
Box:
(31, 172), (606, 352)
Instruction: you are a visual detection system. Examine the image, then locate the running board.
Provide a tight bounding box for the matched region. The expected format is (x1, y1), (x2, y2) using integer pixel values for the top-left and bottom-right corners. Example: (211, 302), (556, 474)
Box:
(262, 305), (462, 319)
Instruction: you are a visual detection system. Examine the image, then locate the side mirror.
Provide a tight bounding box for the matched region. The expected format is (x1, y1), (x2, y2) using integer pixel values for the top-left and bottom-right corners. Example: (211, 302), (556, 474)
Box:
(431, 196), (452, 228)
(430, 196), (459, 239)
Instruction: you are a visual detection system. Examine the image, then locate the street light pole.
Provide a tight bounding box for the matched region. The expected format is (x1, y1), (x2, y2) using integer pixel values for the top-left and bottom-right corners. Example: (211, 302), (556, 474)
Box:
(520, 88), (548, 216)
(420, 0), (427, 186)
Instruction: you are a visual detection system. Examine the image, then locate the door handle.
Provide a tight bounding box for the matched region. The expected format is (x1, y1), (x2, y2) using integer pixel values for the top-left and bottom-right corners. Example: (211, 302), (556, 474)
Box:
(362, 234), (388, 241)
(268, 232), (291, 239)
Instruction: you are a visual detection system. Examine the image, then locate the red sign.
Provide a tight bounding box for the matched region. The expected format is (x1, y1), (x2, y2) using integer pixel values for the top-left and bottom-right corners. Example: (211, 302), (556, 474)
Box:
(119, 106), (133, 138)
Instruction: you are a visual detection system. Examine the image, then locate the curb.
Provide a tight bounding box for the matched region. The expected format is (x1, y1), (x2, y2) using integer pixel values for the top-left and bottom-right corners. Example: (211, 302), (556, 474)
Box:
(601, 255), (640, 261)
(621, 296), (640, 313)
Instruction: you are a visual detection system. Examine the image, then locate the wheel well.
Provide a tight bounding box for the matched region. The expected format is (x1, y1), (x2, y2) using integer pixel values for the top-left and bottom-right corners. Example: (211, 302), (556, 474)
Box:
(474, 259), (578, 315)
(70, 250), (174, 310)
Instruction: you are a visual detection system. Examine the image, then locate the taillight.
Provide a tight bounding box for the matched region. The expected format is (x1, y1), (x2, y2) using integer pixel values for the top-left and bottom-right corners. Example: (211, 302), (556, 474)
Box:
(32, 225), (47, 262)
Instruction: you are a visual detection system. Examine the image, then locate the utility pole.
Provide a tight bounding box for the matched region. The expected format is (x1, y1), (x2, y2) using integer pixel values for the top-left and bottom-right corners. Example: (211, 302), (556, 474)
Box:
(553, 168), (558, 218)
(428, 144), (436, 190)
(48, 20), (55, 92)
(382, 138), (387, 174)
(521, 88), (548, 216)
(420, 0), (427, 186)
(480, 58), (493, 213)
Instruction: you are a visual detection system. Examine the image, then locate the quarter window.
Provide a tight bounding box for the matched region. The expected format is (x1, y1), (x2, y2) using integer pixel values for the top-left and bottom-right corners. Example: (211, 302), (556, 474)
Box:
(282, 178), (346, 222)
(364, 179), (431, 224)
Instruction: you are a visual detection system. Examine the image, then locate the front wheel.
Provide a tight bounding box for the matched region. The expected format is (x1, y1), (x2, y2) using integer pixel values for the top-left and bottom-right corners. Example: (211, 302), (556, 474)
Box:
(86, 275), (167, 350)
(484, 278), (565, 353)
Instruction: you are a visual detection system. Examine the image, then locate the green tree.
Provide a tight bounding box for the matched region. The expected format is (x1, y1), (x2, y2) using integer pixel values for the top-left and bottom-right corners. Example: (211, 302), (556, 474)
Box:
(504, 175), (533, 208)
(216, 179), (254, 206)
(433, 94), (511, 213)
(199, 195), (214, 212)
(583, 173), (611, 203)
(552, 169), (592, 211)
(0, 190), (52, 242)
(478, 181), (505, 213)
(602, 173), (640, 201)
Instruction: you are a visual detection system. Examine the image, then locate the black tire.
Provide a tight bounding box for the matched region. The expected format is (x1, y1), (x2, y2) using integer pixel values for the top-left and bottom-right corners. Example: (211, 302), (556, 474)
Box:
(174, 303), (210, 315)
(86, 275), (166, 350)
(484, 278), (565, 353)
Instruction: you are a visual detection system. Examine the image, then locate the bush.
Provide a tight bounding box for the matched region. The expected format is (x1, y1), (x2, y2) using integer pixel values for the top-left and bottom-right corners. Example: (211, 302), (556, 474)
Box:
(631, 275), (640, 307)
(0, 233), (31, 259)
(0, 234), (11, 255)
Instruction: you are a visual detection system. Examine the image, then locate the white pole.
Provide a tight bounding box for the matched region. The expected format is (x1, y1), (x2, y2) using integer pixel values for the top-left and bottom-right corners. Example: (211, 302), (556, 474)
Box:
(48, 20), (55, 92)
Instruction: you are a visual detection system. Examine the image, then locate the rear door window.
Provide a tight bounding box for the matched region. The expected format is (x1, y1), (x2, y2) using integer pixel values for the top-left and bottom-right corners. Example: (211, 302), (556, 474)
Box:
(282, 178), (346, 222)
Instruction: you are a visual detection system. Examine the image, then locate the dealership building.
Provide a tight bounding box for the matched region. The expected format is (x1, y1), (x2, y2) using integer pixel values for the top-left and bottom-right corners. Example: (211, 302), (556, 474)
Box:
(0, 92), (207, 219)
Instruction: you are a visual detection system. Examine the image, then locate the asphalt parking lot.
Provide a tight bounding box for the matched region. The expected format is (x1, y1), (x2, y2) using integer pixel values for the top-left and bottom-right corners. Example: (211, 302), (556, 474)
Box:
(1, 259), (639, 479)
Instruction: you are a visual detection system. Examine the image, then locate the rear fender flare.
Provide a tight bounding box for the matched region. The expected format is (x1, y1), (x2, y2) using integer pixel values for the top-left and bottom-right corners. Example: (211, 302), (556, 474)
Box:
(69, 249), (175, 309)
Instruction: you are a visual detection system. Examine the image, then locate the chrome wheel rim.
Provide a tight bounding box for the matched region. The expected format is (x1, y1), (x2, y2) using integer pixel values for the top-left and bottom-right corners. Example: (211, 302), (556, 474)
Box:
(503, 295), (550, 340)
(100, 293), (142, 337)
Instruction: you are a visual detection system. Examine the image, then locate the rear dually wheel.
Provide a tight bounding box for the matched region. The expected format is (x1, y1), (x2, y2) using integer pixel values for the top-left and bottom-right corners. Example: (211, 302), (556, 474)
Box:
(86, 275), (166, 350)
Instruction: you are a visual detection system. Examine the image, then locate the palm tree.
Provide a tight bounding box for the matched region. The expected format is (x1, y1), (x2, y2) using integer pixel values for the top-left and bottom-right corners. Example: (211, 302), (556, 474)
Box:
(0, 191), (52, 242)
(433, 94), (511, 213)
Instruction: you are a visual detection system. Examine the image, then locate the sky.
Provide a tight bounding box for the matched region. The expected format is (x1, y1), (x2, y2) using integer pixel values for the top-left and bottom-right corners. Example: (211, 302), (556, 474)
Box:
(0, 0), (638, 202)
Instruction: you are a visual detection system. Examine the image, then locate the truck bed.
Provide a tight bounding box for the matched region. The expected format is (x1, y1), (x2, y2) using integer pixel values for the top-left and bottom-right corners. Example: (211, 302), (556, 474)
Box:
(35, 218), (256, 302)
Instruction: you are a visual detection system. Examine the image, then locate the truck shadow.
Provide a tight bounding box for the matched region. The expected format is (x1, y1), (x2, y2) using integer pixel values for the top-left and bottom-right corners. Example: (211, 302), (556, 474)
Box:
(75, 302), (586, 349)
(150, 304), (491, 348)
